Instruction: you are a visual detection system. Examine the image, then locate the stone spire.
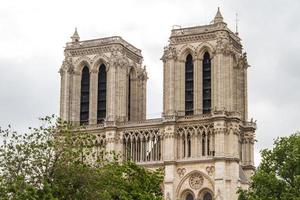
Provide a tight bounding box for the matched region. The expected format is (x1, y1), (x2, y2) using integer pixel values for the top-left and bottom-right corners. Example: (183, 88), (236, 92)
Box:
(213, 7), (224, 24)
(71, 28), (80, 42)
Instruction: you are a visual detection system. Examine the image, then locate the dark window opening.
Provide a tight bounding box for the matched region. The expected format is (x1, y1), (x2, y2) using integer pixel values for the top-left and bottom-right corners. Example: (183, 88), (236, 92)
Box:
(202, 133), (206, 156)
(80, 66), (90, 125)
(185, 54), (194, 115)
(186, 193), (194, 200)
(203, 52), (211, 114)
(203, 193), (212, 200)
(187, 134), (191, 157)
(97, 64), (106, 123)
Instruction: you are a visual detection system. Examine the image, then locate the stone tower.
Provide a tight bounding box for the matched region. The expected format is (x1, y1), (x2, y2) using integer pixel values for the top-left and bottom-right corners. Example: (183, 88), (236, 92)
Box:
(59, 33), (147, 125)
(59, 8), (256, 200)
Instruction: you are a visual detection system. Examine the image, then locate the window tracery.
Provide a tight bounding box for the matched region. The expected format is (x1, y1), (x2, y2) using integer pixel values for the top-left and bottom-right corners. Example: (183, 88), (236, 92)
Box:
(122, 128), (162, 162)
(176, 124), (214, 159)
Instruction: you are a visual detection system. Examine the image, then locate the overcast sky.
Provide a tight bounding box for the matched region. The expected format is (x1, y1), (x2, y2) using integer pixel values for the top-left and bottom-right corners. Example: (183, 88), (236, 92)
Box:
(0, 0), (299, 165)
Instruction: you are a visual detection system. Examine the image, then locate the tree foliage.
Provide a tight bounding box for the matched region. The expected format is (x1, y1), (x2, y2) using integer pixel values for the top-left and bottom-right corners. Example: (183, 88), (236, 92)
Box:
(238, 132), (300, 200)
(0, 116), (163, 200)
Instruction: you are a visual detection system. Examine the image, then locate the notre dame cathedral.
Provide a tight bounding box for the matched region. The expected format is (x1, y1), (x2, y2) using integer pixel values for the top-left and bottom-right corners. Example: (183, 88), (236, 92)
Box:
(59, 8), (256, 200)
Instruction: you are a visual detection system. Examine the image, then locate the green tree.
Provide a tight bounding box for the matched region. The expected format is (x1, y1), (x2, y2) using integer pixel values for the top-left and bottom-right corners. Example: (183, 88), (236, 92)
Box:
(0, 116), (163, 200)
(238, 132), (300, 200)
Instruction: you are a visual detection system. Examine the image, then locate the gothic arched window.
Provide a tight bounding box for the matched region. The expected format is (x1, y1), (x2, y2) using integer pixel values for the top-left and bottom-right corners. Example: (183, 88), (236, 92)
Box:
(186, 193), (194, 200)
(203, 192), (212, 200)
(80, 66), (90, 125)
(203, 52), (211, 114)
(185, 54), (194, 115)
(97, 64), (106, 123)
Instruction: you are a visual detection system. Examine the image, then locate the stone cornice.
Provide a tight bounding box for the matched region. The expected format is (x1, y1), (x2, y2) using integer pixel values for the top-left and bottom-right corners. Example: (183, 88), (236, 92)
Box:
(170, 24), (242, 48)
(65, 36), (142, 56)
(65, 41), (142, 64)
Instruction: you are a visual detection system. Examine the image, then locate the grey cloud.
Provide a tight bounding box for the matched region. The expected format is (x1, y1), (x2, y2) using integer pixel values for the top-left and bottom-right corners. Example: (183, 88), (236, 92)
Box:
(0, 0), (299, 166)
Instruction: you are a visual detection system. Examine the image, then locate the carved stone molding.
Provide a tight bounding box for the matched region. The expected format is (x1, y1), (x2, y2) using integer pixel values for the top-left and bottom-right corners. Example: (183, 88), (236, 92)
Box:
(109, 50), (129, 69)
(206, 166), (215, 176)
(161, 45), (177, 61)
(177, 168), (186, 178)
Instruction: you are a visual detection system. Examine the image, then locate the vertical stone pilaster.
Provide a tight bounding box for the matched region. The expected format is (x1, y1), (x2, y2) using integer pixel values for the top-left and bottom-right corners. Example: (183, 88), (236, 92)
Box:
(89, 70), (98, 125)
(179, 60), (185, 116)
(193, 58), (200, 114)
(244, 68), (248, 120)
(72, 72), (81, 124)
(174, 60), (180, 114)
(105, 128), (121, 160)
(163, 124), (176, 200)
(169, 59), (175, 115)
(107, 65), (116, 122)
(65, 70), (72, 122)
(214, 120), (226, 157)
(211, 57), (216, 110)
(59, 69), (66, 120)
(119, 67), (127, 121)
(142, 78), (147, 120)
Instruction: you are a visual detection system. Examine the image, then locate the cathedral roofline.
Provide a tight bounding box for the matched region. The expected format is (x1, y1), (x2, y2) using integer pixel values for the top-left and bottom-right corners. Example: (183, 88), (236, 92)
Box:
(170, 8), (241, 45)
(65, 35), (142, 58)
(170, 23), (241, 44)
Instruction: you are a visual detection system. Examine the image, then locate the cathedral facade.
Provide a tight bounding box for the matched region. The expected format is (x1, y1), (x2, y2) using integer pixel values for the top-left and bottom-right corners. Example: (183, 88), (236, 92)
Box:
(59, 8), (256, 200)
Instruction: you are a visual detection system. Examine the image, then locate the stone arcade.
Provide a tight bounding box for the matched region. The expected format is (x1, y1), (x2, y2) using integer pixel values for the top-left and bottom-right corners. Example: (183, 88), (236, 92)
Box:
(59, 8), (256, 200)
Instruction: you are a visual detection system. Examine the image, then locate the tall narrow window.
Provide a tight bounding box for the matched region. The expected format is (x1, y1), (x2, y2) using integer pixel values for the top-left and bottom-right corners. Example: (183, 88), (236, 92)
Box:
(128, 72), (131, 121)
(185, 54), (194, 115)
(203, 52), (211, 114)
(187, 133), (191, 157)
(97, 64), (106, 123)
(202, 133), (206, 156)
(80, 66), (90, 125)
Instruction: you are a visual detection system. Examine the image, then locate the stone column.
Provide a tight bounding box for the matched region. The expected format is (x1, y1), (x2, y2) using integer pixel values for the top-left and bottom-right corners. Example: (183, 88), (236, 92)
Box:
(118, 66), (127, 122)
(72, 72), (81, 125)
(59, 68), (66, 120)
(105, 128), (121, 161)
(163, 124), (176, 200)
(179, 60), (185, 116)
(142, 77), (147, 120)
(107, 65), (116, 122)
(89, 69), (98, 125)
(193, 58), (199, 114)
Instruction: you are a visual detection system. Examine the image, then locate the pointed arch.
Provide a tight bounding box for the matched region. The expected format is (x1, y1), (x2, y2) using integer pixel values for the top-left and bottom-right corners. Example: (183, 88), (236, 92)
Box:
(198, 188), (214, 200)
(74, 56), (92, 73)
(92, 54), (110, 72)
(97, 64), (107, 123)
(196, 42), (215, 58)
(80, 66), (90, 125)
(185, 54), (194, 115)
(179, 44), (196, 61)
(176, 170), (214, 198)
(180, 189), (195, 200)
